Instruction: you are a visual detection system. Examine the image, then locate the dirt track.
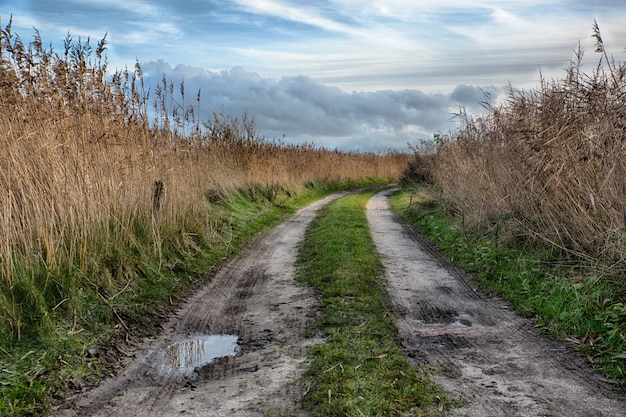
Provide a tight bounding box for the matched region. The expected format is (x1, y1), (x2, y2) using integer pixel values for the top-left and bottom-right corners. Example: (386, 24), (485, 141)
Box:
(55, 193), (346, 417)
(367, 189), (626, 416)
(56, 189), (626, 416)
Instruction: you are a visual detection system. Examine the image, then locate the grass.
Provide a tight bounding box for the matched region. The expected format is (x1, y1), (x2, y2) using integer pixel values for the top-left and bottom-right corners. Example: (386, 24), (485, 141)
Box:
(389, 187), (626, 388)
(296, 191), (451, 416)
(0, 21), (410, 340)
(398, 21), (626, 389)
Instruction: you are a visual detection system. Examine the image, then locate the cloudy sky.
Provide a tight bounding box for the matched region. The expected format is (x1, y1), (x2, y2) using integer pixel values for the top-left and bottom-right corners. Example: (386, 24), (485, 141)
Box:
(2, 1), (625, 151)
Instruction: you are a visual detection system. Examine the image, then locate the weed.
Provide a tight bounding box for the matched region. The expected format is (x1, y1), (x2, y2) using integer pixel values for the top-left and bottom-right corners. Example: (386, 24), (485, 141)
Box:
(431, 21), (626, 275)
(0, 22), (408, 415)
(410, 21), (626, 386)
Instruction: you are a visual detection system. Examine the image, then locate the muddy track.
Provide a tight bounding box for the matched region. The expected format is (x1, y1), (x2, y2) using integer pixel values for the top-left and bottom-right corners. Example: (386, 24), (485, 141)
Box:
(55, 193), (346, 417)
(367, 189), (626, 417)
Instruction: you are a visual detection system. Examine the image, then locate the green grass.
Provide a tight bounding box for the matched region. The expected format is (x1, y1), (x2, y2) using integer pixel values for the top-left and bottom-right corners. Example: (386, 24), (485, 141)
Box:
(389, 187), (626, 388)
(0, 180), (388, 417)
(296, 191), (451, 416)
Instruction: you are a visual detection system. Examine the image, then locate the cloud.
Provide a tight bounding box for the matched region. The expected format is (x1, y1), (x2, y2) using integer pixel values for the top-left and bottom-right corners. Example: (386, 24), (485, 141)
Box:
(9, 0), (625, 96)
(67, 0), (161, 17)
(450, 84), (506, 108)
(139, 61), (497, 151)
(233, 0), (357, 34)
(8, 1), (626, 151)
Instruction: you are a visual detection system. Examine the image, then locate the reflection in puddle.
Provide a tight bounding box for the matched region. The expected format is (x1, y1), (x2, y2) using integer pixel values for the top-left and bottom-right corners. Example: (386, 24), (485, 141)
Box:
(165, 334), (238, 374)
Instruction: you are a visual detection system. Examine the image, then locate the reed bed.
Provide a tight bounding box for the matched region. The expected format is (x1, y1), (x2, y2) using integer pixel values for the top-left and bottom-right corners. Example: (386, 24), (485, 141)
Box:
(0, 22), (408, 341)
(430, 21), (626, 276)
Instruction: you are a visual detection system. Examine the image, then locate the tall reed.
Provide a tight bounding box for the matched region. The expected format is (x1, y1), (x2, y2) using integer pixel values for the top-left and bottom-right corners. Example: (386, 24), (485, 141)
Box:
(0, 21), (408, 340)
(431, 21), (626, 275)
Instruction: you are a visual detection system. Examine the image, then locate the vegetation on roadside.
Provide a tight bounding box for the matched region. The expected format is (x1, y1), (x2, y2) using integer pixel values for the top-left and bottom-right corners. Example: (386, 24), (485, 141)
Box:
(0, 20), (407, 415)
(1, 181), (393, 417)
(390, 187), (626, 388)
(296, 191), (452, 416)
(427, 21), (626, 274)
(397, 21), (626, 389)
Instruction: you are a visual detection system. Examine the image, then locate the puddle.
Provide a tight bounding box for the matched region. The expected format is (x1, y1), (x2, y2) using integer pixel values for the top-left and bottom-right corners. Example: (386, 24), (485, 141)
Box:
(164, 334), (238, 375)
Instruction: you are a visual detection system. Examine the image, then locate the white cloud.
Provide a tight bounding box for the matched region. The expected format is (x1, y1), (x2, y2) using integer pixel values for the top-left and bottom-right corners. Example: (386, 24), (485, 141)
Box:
(233, 0), (357, 34)
(68, 0), (161, 17)
(116, 21), (181, 45)
(6, 0), (626, 150)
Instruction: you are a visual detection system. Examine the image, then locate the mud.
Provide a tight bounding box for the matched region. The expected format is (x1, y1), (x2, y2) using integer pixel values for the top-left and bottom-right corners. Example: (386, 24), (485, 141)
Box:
(56, 189), (626, 417)
(367, 189), (626, 417)
(55, 192), (346, 417)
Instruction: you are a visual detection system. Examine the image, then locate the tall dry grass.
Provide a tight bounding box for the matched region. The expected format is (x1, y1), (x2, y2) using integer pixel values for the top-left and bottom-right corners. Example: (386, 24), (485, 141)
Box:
(0, 21), (408, 339)
(431, 21), (626, 273)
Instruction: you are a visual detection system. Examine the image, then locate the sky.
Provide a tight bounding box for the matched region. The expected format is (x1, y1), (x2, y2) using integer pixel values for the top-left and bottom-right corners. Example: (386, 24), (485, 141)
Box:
(1, 1), (625, 151)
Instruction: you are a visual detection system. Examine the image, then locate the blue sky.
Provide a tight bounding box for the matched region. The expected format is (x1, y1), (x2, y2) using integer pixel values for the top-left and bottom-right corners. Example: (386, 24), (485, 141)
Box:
(2, 1), (625, 151)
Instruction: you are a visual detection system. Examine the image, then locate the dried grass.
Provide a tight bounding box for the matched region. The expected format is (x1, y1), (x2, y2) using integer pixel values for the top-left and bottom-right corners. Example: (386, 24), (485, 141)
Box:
(432, 21), (626, 272)
(0, 22), (408, 338)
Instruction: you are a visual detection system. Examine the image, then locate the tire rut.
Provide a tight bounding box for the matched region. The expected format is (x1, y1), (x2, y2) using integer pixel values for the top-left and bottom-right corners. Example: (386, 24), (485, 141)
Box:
(55, 192), (346, 417)
(366, 189), (626, 417)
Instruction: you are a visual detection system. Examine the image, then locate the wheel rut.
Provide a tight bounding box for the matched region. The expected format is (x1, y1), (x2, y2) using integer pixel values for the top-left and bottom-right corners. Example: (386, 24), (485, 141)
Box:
(55, 188), (625, 416)
(366, 188), (626, 417)
(55, 192), (346, 417)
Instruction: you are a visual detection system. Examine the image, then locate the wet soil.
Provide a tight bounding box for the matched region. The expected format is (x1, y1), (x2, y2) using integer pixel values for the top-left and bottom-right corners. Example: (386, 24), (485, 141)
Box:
(56, 189), (626, 416)
(367, 189), (626, 417)
(55, 193), (346, 417)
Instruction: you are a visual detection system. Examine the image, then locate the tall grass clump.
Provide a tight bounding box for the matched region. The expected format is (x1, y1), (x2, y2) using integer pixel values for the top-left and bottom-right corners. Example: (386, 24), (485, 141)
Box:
(0, 18), (408, 346)
(400, 139), (438, 185)
(433, 21), (626, 274)
(424, 22), (626, 382)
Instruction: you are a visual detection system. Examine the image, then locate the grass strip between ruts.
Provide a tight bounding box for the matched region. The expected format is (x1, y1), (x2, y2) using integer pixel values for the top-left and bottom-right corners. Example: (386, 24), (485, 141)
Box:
(296, 190), (450, 416)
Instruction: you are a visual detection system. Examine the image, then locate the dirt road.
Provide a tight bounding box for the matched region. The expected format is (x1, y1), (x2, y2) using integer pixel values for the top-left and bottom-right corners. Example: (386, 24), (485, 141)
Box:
(367, 189), (626, 417)
(56, 189), (625, 416)
(56, 193), (346, 417)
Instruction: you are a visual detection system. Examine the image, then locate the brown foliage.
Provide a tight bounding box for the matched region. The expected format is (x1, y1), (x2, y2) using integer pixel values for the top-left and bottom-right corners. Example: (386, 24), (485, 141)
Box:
(0, 21), (408, 288)
(432, 22), (626, 269)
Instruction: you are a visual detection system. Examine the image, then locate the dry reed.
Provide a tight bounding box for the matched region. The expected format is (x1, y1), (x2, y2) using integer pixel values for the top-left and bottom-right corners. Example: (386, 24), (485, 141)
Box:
(0, 21), (408, 339)
(431, 21), (626, 273)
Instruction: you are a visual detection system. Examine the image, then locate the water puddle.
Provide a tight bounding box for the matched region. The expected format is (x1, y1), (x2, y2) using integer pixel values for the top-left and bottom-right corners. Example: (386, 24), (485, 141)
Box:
(163, 334), (238, 375)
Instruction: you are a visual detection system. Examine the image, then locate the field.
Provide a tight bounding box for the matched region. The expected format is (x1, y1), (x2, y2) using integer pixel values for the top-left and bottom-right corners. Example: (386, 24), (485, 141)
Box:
(428, 22), (626, 273)
(3, 19), (626, 416)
